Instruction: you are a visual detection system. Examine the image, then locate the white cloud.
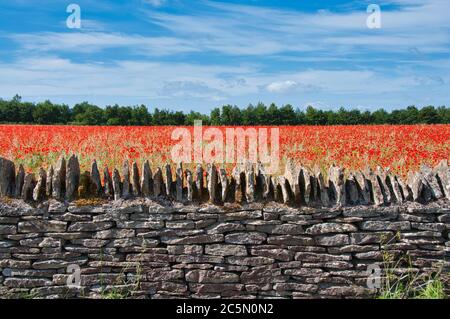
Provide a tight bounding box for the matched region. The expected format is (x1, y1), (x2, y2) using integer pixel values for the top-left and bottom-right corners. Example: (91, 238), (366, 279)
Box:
(266, 81), (298, 93)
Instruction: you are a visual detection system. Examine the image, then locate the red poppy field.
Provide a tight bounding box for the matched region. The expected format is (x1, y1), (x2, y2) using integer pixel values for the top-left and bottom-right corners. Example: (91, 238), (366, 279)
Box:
(0, 125), (448, 177)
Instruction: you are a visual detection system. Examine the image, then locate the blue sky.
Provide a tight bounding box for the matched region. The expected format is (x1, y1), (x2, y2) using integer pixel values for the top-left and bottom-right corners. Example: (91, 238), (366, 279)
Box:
(0, 0), (449, 112)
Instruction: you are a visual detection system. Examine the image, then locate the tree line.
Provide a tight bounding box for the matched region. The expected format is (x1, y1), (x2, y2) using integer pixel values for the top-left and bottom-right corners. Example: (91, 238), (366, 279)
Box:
(0, 95), (448, 126)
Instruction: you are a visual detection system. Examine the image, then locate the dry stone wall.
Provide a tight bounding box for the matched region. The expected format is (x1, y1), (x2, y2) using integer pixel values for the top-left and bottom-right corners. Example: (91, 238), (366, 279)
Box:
(0, 199), (449, 299)
(1, 155), (449, 298)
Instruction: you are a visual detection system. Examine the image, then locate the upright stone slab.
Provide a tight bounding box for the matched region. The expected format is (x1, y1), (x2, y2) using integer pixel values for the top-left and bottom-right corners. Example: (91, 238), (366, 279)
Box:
(45, 165), (53, 198)
(153, 167), (163, 197)
(367, 168), (384, 206)
(122, 160), (131, 199)
(186, 169), (194, 202)
(278, 176), (290, 204)
(52, 156), (66, 200)
(300, 166), (312, 204)
(315, 169), (330, 207)
(390, 175), (405, 204)
(396, 175), (412, 202)
(376, 167), (392, 204)
(66, 155), (80, 201)
(90, 160), (102, 196)
(232, 165), (245, 203)
(21, 173), (36, 201)
(0, 157), (15, 197)
(112, 169), (121, 201)
(219, 167), (228, 202)
(195, 164), (204, 201)
(245, 162), (255, 203)
(103, 167), (114, 199)
(165, 163), (173, 198)
(434, 159), (450, 200)
(131, 161), (140, 197)
(207, 164), (218, 204)
(345, 174), (359, 205)
(271, 176), (280, 202)
(328, 165), (346, 206)
(33, 168), (47, 201)
(421, 164), (443, 199)
(141, 160), (152, 198)
(284, 159), (300, 204)
(407, 171), (423, 202)
(354, 171), (371, 204)
(15, 164), (25, 198)
(176, 163), (183, 202)
(257, 162), (270, 200)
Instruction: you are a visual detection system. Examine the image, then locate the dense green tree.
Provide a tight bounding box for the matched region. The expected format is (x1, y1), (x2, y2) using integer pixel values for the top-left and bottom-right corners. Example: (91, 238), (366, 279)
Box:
(0, 95), (448, 126)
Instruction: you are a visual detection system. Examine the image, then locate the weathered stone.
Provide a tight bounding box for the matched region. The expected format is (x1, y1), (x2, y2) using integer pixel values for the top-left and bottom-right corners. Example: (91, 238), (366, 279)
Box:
(164, 163), (173, 198)
(122, 160), (131, 199)
(367, 168), (384, 206)
(205, 244), (247, 256)
(434, 159), (449, 200)
(141, 160), (153, 198)
(328, 165), (345, 206)
(350, 232), (394, 245)
(284, 159), (300, 203)
(186, 169), (194, 201)
(251, 248), (291, 261)
(421, 164), (443, 199)
(186, 270), (239, 283)
(33, 168), (47, 201)
(103, 167), (114, 199)
(245, 162), (255, 203)
(112, 169), (121, 201)
(345, 174), (359, 205)
(15, 164), (25, 197)
(274, 283), (317, 293)
(267, 235), (314, 246)
(94, 229), (135, 239)
(146, 269), (184, 281)
(195, 164), (204, 201)
(153, 167), (163, 197)
(376, 166), (392, 203)
(65, 154), (80, 201)
(207, 164), (218, 204)
(226, 256), (274, 266)
(315, 234), (349, 246)
(233, 164), (245, 203)
(174, 162), (183, 201)
(32, 259), (68, 269)
(315, 170), (330, 207)
(52, 155), (66, 200)
(21, 173), (36, 201)
(354, 171), (371, 204)
(219, 167), (228, 202)
(407, 171), (424, 202)
(207, 222), (245, 234)
(18, 220), (66, 233)
(68, 221), (114, 232)
(306, 223), (357, 235)
(0, 157), (15, 197)
(87, 160), (101, 196)
(278, 176), (291, 204)
(0, 225), (17, 235)
(131, 161), (141, 197)
(257, 162), (270, 200)
(225, 232), (266, 244)
(300, 166), (313, 204)
(360, 221), (410, 231)
(163, 234), (223, 245)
